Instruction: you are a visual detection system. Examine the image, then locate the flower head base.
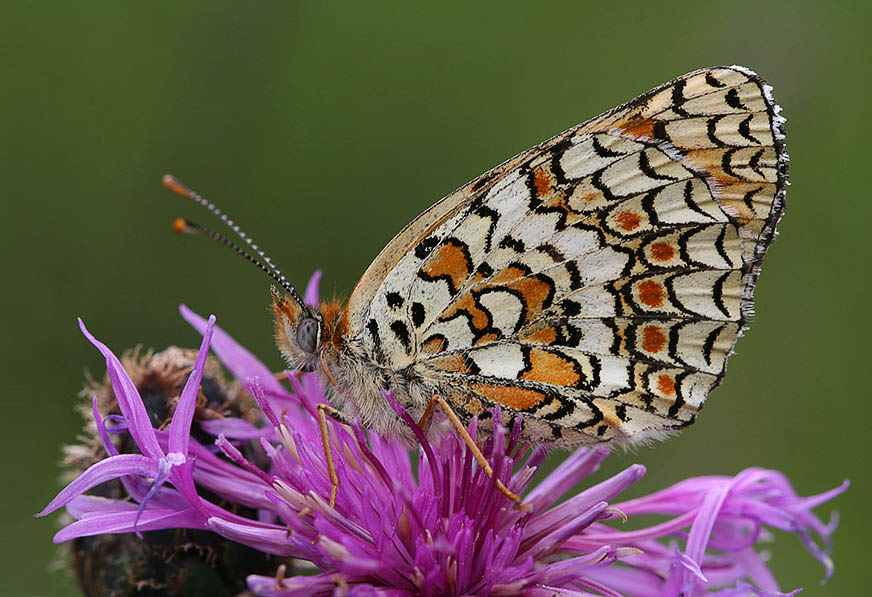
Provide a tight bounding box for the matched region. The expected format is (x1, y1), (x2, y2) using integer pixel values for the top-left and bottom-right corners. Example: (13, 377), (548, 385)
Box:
(39, 275), (847, 596)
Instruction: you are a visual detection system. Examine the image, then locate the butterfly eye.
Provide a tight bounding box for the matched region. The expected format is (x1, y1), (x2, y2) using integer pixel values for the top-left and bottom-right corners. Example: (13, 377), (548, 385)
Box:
(296, 317), (320, 354)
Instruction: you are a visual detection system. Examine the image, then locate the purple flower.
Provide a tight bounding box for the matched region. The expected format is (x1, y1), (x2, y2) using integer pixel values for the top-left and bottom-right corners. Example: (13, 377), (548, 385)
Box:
(39, 274), (847, 596)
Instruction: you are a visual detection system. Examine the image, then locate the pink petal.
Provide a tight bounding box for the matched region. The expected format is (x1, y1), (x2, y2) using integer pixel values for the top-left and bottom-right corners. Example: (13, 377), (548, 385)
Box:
(168, 314), (215, 454)
(37, 453), (157, 517)
(78, 319), (163, 458)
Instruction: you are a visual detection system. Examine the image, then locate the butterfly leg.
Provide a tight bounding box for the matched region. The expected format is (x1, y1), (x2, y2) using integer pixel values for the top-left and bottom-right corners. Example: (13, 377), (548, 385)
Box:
(416, 394), (439, 430)
(431, 396), (528, 510)
(316, 402), (353, 508)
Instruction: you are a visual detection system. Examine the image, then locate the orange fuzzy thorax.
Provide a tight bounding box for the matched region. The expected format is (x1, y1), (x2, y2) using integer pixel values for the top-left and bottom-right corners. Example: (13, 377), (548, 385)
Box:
(320, 299), (348, 350)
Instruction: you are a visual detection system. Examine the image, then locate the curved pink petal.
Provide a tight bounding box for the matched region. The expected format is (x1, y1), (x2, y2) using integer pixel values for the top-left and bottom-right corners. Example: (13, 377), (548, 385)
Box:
(168, 314), (215, 455)
(78, 319), (163, 458)
(54, 507), (207, 542)
(37, 453), (158, 517)
(207, 517), (296, 557)
(179, 305), (291, 403)
(200, 417), (270, 439)
(304, 269), (322, 306)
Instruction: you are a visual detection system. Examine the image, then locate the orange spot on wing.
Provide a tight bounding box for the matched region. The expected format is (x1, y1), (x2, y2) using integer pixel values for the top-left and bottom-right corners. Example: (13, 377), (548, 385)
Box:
(473, 383), (547, 411)
(684, 149), (730, 173)
(468, 270), (488, 285)
(429, 354), (470, 373)
(442, 292), (489, 332)
(422, 336), (446, 355)
(615, 210), (642, 231)
(641, 325), (667, 353)
(421, 240), (471, 292)
(619, 118), (656, 140)
(683, 148), (755, 204)
(656, 374), (676, 397)
(491, 265), (529, 284)
(507, 276), (553, 320)
(533, 167), (554, 198)
(522, 349), (580, 387)
(474, 332), (500, 345)
(718, 198), (755, 225)
(521, 326), (558, 344)
(650, 242), (675, 261)
(638, 280), (664, 308)
(602, 411), (622, 427)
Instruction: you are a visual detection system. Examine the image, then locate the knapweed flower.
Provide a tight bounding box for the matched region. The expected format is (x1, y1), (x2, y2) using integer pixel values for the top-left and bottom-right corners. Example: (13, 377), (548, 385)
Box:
(59, 345), (292, 595)
(39, 275), (847, 596)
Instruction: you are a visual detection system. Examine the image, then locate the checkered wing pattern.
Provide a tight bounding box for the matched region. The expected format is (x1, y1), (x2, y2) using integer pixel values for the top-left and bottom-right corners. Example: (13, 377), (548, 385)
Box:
(347, 66), (787, 445)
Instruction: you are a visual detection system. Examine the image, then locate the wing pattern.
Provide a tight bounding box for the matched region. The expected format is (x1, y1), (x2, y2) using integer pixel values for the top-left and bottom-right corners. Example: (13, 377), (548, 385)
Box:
(349, 66), (787, 446)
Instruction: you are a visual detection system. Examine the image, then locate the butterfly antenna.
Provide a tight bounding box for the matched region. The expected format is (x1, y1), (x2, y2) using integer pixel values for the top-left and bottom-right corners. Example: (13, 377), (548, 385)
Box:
(163, 174), (305, 306)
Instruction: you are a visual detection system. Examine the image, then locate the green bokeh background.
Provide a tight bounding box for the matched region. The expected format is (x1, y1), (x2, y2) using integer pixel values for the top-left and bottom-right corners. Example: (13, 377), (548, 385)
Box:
(3, 2), (868, 595)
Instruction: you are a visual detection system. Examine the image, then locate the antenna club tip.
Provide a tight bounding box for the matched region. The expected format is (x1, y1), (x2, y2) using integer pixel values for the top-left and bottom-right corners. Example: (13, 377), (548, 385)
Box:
(172, 217), (189, 233)
(163, 174), (193, 198)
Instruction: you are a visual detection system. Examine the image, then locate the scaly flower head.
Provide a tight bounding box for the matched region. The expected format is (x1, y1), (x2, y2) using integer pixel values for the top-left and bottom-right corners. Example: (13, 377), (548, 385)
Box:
(39, 273), (847, 596)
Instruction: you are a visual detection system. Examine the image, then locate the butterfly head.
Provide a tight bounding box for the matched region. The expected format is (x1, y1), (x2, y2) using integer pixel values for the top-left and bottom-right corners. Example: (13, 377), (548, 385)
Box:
(271, 285), (323, 372)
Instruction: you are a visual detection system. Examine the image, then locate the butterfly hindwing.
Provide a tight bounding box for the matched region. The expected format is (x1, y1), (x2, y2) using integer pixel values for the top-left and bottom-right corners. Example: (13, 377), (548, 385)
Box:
(348, 66), (787, 445)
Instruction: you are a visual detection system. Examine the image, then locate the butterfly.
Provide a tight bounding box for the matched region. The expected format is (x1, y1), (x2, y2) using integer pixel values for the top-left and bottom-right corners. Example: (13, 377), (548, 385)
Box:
(167, 65), (787, 504)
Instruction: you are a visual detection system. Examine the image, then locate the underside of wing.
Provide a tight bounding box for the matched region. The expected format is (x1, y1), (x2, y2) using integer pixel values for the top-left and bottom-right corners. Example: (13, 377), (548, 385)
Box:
(349, 66), (787, 445)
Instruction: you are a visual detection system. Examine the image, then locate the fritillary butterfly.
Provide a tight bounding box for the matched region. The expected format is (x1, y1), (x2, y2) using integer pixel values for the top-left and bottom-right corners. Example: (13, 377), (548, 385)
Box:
(168, 66), (787, 503)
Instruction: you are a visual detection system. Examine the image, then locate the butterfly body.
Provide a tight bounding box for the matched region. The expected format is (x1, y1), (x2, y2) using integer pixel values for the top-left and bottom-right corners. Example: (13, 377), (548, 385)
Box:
(271, 66), (787, 448)
(273, 293), (441, 441)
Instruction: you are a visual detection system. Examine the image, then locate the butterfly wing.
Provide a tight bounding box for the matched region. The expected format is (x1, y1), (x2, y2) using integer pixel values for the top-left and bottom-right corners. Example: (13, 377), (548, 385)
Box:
(347, 66), (787, 445)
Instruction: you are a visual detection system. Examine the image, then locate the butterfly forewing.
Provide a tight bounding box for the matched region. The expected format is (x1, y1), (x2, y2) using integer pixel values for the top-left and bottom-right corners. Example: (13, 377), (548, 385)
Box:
(347, 66), (787, 446)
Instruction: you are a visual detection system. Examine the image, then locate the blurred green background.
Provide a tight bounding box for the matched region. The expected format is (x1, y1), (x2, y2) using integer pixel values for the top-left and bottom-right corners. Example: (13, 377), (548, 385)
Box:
(2, 1), (868, 594)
